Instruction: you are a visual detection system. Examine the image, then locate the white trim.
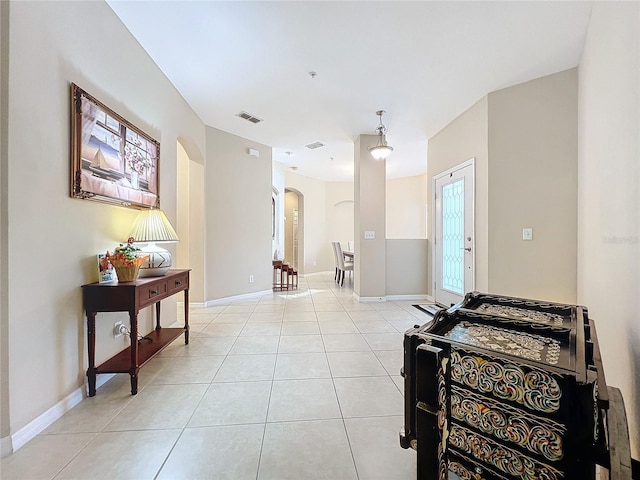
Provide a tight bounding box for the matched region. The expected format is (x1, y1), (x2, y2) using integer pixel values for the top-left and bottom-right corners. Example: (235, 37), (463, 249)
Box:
(11, 389), (82, 452)
(204, 289), (272, 306)
(191, 302), (206, 308)
(1, 435), (12, 458)
(385, 294), (434, 302)
(432, 158), (476, 306)
(178, 301), (206, 309)
(353, 293), (387, 303)
(9, 374), (114, 453)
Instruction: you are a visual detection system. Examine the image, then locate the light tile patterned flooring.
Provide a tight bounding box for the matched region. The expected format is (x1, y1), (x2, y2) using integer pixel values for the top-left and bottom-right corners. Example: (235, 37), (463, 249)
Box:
(2, 272), (435, 480)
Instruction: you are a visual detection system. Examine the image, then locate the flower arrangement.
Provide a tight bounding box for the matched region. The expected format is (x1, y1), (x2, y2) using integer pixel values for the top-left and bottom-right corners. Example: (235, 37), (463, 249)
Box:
(104, 237), (149, 281)
(124, 140), (152, 174)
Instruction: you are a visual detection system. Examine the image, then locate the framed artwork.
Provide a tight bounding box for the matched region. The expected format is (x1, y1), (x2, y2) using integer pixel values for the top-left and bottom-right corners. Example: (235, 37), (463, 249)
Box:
(97, 253), (116, 283)
(70, 83), (160, 209)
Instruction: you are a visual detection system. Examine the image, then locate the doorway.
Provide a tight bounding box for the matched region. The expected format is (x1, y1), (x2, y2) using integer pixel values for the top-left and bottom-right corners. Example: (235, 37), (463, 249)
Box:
(284, 188), (304, 272)
(433, 159), (475, 307)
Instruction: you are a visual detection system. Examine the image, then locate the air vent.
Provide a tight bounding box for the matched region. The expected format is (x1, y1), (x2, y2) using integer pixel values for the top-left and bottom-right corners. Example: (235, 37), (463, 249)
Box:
(305, 142), (325, 150)
(236, 111), (263, 124)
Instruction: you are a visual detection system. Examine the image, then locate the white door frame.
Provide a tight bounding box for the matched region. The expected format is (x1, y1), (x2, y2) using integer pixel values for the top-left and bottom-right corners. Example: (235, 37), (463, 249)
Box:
(432, 158), (475, 307)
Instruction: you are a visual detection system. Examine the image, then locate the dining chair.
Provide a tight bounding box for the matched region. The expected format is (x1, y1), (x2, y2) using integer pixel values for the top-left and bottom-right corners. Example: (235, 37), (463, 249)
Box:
(347, 240), (354, 252)
(335, 241), (354, 286)
(331, 242), (340, 282)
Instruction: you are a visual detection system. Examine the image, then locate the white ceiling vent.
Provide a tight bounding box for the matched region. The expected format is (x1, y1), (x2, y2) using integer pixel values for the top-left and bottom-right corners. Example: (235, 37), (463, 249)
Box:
(236, 111), (263, 124)
(305, 142), (325, 150)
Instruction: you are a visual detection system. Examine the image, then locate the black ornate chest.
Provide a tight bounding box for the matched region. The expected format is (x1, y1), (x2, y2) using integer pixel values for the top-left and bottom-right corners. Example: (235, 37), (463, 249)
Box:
(399, 292), (627, 480)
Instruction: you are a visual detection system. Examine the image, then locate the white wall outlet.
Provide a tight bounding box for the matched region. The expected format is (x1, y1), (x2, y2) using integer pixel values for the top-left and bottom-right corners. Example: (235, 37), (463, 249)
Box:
(249, 274), (254, 283)
(364, 230), (375, 240)
(313, 261), (317, 266)
(522, 228), (533, 241)
(113, 321), (124, 338)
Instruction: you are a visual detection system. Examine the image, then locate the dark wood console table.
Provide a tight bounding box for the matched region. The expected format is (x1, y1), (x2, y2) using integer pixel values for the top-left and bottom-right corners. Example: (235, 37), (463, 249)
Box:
(82, 269), (190, 396)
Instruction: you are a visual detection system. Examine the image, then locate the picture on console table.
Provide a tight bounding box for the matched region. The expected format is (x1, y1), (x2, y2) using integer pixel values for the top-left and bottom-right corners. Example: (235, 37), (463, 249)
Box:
(97, 253), (116, 283)
(70, 83), (160, 209)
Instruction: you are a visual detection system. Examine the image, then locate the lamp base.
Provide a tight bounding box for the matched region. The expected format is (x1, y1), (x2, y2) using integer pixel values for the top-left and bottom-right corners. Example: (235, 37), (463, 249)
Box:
(137, 243), (172, 277)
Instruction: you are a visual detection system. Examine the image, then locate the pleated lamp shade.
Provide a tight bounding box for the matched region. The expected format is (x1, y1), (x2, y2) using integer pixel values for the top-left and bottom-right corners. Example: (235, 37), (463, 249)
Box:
(128, 208), (179, 277)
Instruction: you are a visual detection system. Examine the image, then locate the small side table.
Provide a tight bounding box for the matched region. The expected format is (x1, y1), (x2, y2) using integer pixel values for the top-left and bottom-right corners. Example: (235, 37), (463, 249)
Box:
(82, 269), (190, 396)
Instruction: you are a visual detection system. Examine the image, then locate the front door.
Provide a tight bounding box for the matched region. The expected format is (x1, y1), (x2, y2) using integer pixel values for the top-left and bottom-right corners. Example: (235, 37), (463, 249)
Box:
(433, 160), (475, 307)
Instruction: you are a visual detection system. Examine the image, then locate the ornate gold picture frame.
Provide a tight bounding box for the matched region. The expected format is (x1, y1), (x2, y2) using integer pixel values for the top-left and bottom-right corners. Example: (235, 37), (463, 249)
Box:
(70, 83), (160, 209)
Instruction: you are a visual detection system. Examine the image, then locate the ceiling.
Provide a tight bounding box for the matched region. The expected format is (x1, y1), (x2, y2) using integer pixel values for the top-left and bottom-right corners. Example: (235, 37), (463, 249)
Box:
(107, 1), (592, 182)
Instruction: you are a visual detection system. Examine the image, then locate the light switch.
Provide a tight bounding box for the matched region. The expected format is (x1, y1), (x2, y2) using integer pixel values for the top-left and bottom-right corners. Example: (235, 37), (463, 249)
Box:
(522, 228), (533, 241)
(364, 231), (375, 240)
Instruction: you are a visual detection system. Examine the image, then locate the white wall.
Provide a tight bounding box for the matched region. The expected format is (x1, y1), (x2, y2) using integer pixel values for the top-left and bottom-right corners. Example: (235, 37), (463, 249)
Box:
(326, 181), (354, 250)
(487, 69), (578, 303)
(386, 239), (429, 296)
(4, 0), (205, 444)
(0, 0), (9, 447)
(428, 70), (578, 303)
(272, 162), (286, 261)
(205, 127), (272, 299)
(428, 97), (489, 296)
(176, 143), (205, 304)
(386, 174), (427, 239)
(577, 1), (639, 457)
(176, 142), (191, 270)
(354, 135), (388, 299)
(285, 172), (329, 273)
(284, 191), (298, 266)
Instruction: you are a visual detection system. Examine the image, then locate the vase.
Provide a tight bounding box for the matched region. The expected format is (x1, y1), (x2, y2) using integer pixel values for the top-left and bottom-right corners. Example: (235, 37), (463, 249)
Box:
(131, 171), (140, 189)
(115, 265), (140, 282)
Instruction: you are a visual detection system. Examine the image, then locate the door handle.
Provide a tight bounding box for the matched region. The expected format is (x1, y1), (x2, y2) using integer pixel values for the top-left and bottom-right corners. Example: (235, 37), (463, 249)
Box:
(460, 247), (471, 252)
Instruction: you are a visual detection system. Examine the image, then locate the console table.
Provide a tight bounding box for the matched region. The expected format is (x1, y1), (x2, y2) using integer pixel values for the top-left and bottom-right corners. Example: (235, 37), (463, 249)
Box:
(82, 269), (190, 396)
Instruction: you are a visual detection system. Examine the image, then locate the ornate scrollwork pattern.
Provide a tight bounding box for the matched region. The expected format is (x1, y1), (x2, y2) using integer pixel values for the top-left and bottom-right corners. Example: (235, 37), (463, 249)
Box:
(449, 425), (564, 480)
(445, 321), (561, 365)
(450, 349), (562, 413)
(593, 381), (599, 441)
(473, 303), (566, 326)
(437, 357), (448, 480)
(451, 386), (565, 461)
(449, 461), (485, 480)
(438, 364), (447, 431)
(437, 443), (447, 480)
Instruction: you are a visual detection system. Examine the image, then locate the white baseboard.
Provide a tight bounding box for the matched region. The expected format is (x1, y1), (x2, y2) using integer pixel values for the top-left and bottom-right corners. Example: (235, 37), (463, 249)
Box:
(179, 301), (205, 309)
(353, 294), (387, 303)
(9, 374), (114, 453)
(386, 294), (434, 302)
(353, 292), (434, 303)
(178, 288), (274, 310)
(204, 290), (272, 306)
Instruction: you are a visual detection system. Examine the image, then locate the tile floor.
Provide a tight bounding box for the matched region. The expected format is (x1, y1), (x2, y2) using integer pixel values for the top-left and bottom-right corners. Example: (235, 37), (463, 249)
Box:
(1, 272), (434, 480)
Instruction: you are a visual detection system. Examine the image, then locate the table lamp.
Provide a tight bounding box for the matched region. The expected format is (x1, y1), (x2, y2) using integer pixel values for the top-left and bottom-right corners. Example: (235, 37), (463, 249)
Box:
(128, 207), (179, 277)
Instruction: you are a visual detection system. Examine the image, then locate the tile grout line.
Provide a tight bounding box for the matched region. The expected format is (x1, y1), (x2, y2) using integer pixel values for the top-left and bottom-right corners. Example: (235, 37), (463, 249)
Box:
(155, 305), (243, 480)
(254, 293), (285, 480)
(317, 284), (362, 480)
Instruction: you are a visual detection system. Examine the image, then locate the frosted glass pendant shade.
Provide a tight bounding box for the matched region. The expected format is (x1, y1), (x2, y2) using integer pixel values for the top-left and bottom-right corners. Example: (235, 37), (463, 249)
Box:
(369, 144), (394, 160)
(368, 110), (393, 160)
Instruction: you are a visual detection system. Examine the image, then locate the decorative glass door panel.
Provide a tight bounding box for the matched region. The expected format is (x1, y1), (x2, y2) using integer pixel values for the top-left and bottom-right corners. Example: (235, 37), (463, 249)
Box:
(442, 180), (464, 294)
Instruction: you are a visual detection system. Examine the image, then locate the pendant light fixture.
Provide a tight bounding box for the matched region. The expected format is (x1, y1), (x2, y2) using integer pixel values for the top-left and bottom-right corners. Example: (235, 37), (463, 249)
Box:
(368, 110), (393, 160)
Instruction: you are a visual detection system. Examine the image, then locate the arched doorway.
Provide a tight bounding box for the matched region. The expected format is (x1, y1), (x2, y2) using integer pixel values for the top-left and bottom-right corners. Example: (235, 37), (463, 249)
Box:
(284, 188), (304, 273)
(176, 138), (205, 302)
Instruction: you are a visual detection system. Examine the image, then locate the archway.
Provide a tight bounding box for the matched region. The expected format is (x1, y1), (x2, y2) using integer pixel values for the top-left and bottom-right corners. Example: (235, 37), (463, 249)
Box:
(176, 139), (205, 303)
(284, 188), (304, 273)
